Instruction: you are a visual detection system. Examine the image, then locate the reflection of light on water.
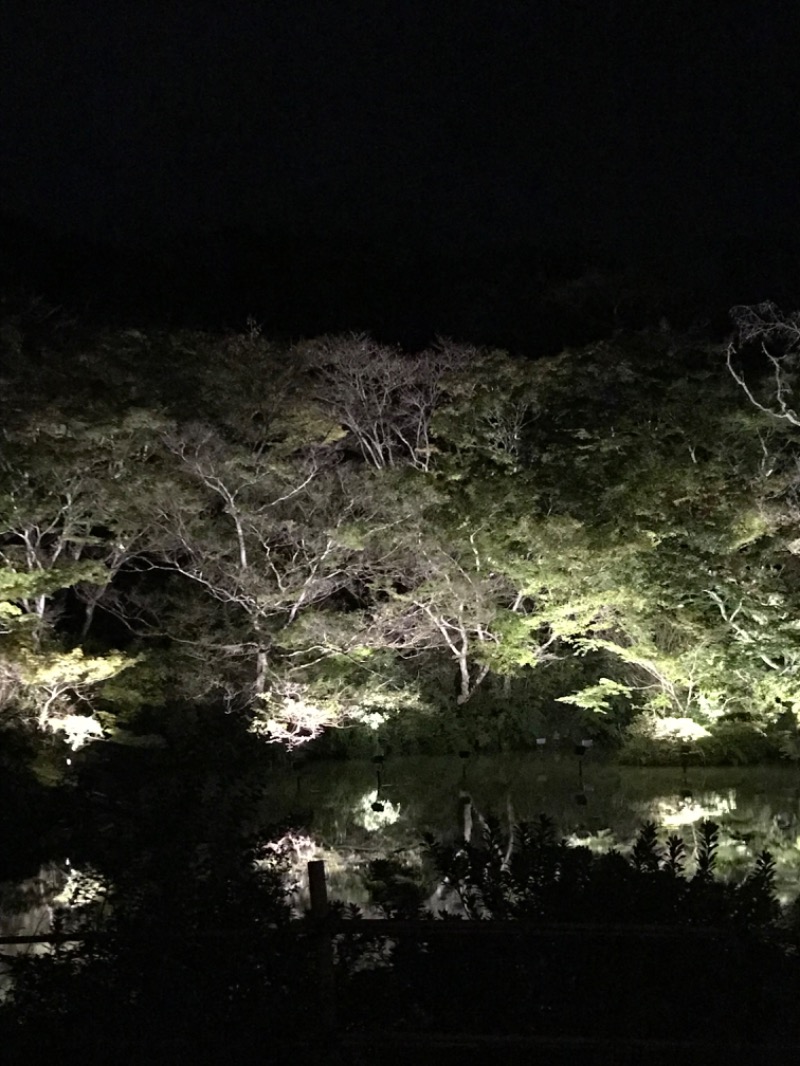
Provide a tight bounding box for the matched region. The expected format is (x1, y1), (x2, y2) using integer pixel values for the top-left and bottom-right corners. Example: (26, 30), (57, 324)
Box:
(259, 830), (420, 915)
(651, 791), (737, 828)
(262, 832), (318, 866)
(259, 832), (322, 915)
(564, 829), (616, 854)
(354, 790), (401, 831)
(267, 761), (800, 911)
(0, 863), (107, 1001)
(52, 866), (106, 907)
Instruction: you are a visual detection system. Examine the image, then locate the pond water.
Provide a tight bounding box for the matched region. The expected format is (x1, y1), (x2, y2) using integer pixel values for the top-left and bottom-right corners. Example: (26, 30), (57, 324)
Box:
(259, 753), (800, 909)
(3, 753), (800, 961)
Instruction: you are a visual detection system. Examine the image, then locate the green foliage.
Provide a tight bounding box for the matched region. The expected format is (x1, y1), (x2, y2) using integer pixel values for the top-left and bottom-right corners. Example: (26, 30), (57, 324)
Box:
(4, 311), (800, 759)
(556, 676), (633, 715)
(620, 712), (782, 766)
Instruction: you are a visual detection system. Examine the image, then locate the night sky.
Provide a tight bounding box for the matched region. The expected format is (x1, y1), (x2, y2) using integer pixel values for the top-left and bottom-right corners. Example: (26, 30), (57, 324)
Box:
(3, 0), (800, 339)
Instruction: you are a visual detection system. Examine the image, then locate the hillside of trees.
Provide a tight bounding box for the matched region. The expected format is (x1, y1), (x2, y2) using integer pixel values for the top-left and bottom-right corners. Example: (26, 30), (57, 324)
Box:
(3, 296), (800, 772)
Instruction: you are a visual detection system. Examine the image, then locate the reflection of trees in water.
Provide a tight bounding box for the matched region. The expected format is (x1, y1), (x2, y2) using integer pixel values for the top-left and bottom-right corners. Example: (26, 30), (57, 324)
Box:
(648, 789), (739, 828)
(0, 863), (68, 999)
(258, 828), (426, 915)
(637, 789), (800, 902)
(9, 761), (800, 928)
(0, 862), (67, 935)
(267, 759), (800, 910)
(0, 864), (107, 932)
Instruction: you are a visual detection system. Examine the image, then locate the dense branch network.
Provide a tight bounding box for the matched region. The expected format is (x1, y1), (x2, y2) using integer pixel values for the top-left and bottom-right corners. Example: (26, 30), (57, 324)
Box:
(2, 314), (800, 756)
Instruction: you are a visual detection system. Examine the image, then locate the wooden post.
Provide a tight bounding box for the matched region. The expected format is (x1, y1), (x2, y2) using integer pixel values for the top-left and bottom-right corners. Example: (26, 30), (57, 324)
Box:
(308, 859), (329, 920)
(307, 859), (336, 1036)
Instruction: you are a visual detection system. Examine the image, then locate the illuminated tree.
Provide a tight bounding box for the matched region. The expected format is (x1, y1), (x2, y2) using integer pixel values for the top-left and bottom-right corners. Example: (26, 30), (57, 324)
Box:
(728, 301), (800, 427)
(5, 308), (800, 759)
(297, 334), (473, 470)
(0, 412), (159, 740)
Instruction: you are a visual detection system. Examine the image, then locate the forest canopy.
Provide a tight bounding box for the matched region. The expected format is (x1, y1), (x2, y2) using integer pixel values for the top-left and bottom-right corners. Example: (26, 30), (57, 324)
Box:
(3, 300), (800, 765)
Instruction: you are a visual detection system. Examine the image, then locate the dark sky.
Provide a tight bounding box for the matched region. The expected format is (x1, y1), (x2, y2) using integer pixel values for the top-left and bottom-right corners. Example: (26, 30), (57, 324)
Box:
(2, 0), (800, 340)
(3, 1), (799, 255)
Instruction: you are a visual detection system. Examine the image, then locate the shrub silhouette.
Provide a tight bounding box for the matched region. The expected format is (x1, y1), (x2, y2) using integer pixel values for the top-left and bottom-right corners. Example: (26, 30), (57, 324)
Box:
(2, 817), (797, 1056)
(334, 817), (796, 1045)
(408, 815), (783, 926)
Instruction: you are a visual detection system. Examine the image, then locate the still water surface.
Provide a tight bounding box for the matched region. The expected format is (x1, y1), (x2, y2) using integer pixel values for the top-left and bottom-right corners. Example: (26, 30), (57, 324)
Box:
(3, 754), (800, 956)
(261, 754), (800, 907)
